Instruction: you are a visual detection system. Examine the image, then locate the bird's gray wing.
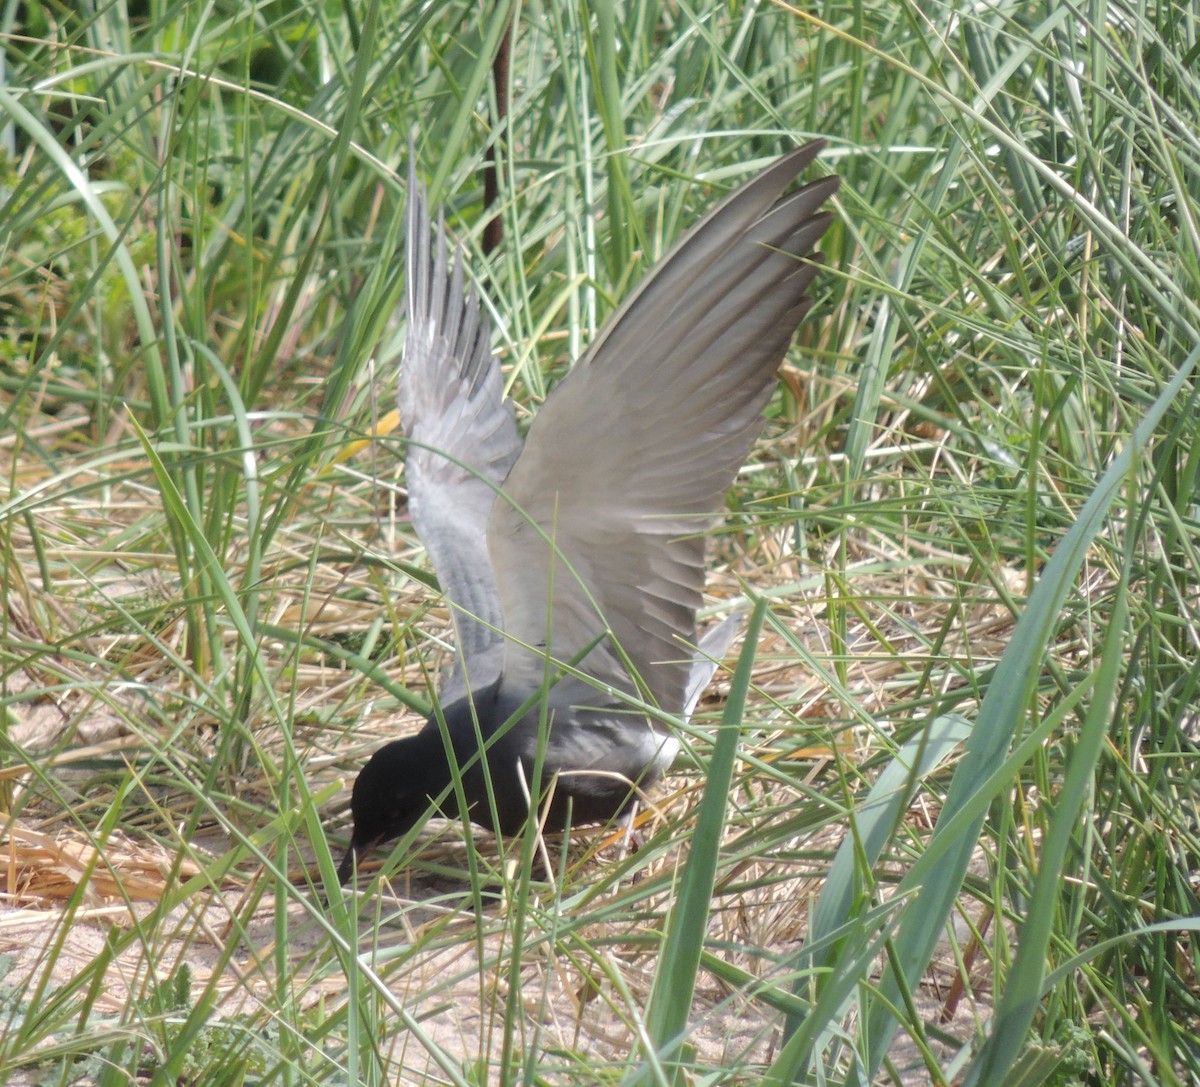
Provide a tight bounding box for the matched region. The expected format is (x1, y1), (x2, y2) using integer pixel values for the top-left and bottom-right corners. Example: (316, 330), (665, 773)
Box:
(401, 166), (523, 701)
(487, 143), (840, 713)
(684, 613), (743, 717)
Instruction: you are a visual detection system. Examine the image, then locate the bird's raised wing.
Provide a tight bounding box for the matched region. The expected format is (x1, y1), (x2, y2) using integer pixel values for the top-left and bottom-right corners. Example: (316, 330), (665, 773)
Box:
(487, 143), (840, 713)
(401, 165), (523, 700)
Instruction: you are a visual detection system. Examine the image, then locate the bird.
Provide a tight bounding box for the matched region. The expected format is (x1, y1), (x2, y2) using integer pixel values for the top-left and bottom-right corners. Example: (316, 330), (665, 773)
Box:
(337, 142), (840, 884)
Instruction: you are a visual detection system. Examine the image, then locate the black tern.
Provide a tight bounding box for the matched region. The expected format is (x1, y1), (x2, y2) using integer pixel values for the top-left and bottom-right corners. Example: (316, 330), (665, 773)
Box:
(338, 143), (839, 883)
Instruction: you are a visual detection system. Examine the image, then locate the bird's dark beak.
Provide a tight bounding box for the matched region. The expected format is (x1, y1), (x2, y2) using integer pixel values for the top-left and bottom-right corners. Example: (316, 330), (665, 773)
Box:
(337, 832), (385, 886)
(336, 843), (358, 885)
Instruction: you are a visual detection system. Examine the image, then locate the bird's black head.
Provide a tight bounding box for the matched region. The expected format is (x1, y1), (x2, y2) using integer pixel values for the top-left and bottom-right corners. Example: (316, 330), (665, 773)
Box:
(337, 729), (453, 884)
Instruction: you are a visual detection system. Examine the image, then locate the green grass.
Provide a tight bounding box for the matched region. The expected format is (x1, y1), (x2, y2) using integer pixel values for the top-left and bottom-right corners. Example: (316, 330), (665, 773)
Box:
(2, 0), (1199, 1084)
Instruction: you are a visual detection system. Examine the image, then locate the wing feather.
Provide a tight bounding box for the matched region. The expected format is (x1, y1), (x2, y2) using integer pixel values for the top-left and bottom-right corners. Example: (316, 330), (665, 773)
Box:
(488, 144), (840, 710)
(400, 165), (524, 698)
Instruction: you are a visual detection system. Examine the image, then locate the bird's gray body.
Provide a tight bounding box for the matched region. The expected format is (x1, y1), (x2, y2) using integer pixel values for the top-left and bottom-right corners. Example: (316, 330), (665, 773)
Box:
(338, 144), (839, 882)
(429, 681), (677, 835)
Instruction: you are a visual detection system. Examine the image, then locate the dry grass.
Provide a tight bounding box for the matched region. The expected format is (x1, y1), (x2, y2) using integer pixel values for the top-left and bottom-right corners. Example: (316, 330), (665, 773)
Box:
(4, 2), (1200, 1083)
(0, 395), (1007, 1081)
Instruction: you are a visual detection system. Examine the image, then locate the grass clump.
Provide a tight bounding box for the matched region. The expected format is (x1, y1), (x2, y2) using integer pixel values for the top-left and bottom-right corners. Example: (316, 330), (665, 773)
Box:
(2, 1), (1199, 1085)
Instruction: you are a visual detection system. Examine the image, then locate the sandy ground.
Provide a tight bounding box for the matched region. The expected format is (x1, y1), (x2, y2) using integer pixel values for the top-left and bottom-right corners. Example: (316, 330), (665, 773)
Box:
(0, 571), (999, 1083)
(0, 802), (990, 1085)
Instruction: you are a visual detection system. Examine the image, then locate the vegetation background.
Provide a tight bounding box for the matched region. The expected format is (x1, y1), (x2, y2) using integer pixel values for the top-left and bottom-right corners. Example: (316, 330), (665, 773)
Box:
(1, 0), (1198, 1084)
